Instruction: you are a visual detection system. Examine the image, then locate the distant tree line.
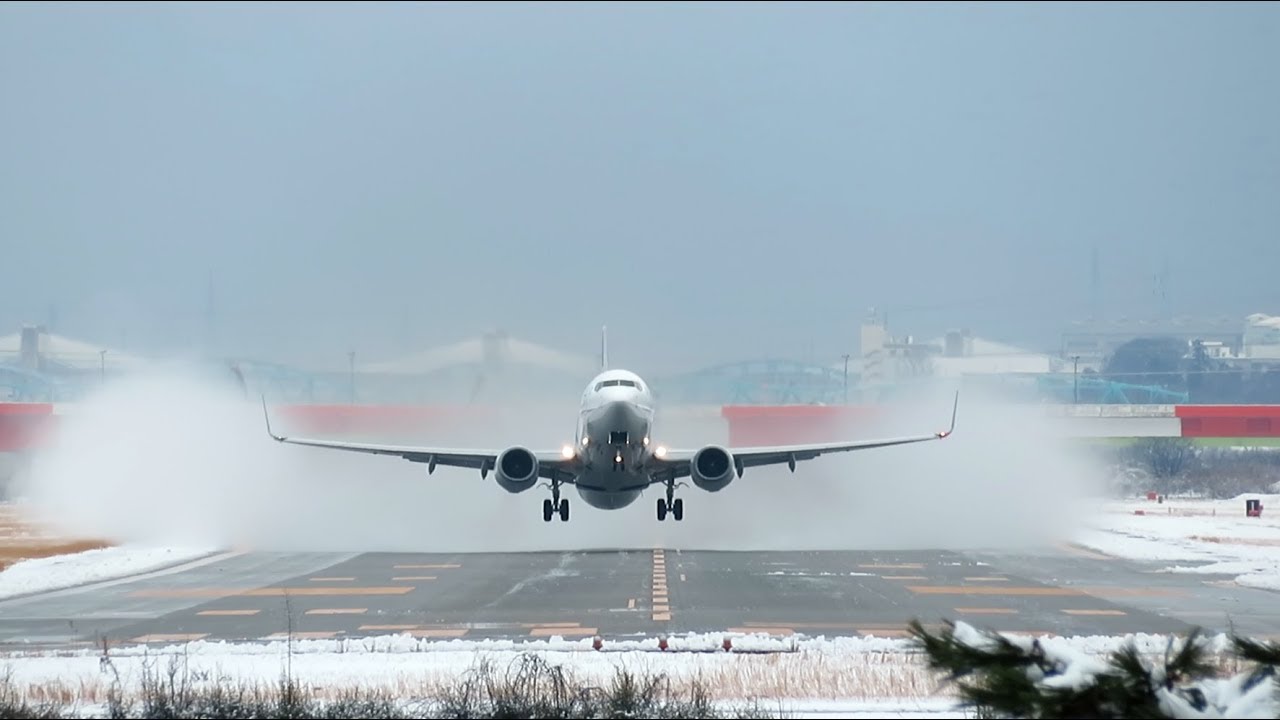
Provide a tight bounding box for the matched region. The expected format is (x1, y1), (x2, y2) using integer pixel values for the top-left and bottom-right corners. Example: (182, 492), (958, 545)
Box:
(1099, 336), (1280, 403)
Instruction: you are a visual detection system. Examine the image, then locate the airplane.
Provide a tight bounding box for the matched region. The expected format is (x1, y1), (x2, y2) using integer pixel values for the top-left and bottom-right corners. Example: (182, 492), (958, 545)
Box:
(261, 326), (958, 523)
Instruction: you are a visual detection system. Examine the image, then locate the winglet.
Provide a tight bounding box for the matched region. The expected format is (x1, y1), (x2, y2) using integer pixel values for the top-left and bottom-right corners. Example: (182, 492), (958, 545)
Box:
(262, 395), (285, 442)
(936, 390), (959, 439)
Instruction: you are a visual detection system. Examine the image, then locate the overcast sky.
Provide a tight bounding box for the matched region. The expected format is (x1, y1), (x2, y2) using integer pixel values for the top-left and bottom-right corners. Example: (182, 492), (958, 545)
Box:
(1, 1), (1276, 374)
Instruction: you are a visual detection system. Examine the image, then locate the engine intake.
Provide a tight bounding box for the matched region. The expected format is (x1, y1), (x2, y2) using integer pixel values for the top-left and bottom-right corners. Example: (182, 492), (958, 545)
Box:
(495, 446), (539, 493)
(691, 445), (734, 492)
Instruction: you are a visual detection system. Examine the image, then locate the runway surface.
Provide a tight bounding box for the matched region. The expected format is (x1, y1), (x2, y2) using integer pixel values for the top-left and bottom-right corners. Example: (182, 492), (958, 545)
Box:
(0, 544), (1276, 652)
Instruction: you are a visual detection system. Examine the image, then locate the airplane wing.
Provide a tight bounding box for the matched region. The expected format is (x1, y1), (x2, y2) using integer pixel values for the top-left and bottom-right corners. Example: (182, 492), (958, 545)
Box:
(649, 392), (958, 481)
(260, 400), (576, 481)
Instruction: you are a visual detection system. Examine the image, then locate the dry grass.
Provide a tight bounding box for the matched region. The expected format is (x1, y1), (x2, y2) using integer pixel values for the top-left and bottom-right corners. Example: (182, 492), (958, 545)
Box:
(0, 503), (110, 571)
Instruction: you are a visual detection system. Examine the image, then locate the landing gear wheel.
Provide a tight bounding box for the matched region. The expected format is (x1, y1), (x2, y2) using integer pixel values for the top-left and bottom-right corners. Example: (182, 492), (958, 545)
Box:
(559, 499), (570, 522)
(543, 498), (554, 522)
(657, 498), (667, 521)
(672, 498), (683, 522)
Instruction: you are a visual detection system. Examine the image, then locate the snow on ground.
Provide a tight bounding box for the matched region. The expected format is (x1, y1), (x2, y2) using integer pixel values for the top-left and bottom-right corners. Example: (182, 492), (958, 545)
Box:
(0, 544), (218, 600)
(1073, 493), (1280, 592)
(0, 630), (1248, 717)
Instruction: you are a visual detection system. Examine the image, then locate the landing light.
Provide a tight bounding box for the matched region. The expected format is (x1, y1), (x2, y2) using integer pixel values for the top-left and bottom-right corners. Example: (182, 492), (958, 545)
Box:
(643, 436), (650, 446)
(655, 446), (668, 458)
(562, 445), (575, 459)
(581, 436), (589, 447)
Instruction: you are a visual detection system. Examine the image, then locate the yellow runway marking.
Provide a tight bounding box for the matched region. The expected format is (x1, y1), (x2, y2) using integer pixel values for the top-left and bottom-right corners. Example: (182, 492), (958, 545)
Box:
(392, 576), (437, 581)
(309, 577), (355, 582)
(1079, 587), (1187, 597)
(1063, 609), (1127, 616)
(859, 563), (925, 569)
(196, 609), (260, 616)
(907, 586), (1087, 596)
(305, 608), (367, 615)
(956, 607), (1018, 614)
(132, 633), (209, 643)
(131, 586), (416, 598)
(393, 564), (461, 569)
(728, 626), (794, 635)
(856, 628), (914, 638)
(1057, 543), (1113, 560)
(530, 627), (597, 637)
(410, 628), (468, 638)
(267, 631), (343, 639)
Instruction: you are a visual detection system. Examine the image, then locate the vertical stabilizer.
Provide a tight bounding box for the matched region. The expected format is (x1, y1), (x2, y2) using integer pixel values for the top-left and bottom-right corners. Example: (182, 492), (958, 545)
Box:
(600, 325), (609, 370)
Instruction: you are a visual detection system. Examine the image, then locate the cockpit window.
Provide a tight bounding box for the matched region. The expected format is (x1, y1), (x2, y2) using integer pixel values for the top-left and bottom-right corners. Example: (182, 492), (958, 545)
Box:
(594, 379), (640, 391)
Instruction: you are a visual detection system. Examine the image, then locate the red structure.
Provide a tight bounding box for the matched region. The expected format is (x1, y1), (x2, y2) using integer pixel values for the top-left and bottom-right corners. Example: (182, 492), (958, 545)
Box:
(1175, 405), (1280, 438)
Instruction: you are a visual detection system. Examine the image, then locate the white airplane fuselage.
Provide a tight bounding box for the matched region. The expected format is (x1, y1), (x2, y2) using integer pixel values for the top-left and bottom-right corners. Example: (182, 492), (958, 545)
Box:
(571, 368), (657, 510)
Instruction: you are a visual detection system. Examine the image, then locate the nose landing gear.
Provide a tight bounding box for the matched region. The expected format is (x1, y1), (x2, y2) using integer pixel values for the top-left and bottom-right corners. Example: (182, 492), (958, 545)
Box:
(541, 478), (569, 522)
(656, 479), (684, 521)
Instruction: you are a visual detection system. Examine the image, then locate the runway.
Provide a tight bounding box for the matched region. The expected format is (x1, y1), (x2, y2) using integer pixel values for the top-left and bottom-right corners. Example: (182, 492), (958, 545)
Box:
(0, 544), (1276, 652)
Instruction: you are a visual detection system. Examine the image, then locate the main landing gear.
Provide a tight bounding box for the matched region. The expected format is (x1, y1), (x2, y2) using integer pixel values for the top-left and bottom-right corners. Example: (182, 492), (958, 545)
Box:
(542, 478), (569, 522)
(657, 479), (684, 522)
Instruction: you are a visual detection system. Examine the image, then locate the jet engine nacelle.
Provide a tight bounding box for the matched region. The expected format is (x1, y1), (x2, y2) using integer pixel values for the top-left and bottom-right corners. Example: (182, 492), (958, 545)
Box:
(495, 446), (539, 493)
(690, 445), (735, 492)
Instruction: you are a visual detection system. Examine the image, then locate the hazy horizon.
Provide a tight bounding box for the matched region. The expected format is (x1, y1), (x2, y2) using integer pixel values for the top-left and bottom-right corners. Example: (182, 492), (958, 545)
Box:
(3, 1), (1277, 375)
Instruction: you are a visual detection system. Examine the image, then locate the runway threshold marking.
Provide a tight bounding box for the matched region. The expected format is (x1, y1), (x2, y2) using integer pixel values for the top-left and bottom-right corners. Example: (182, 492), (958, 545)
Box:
(359, 624), (418, 631)
(652, 548), (670, 622)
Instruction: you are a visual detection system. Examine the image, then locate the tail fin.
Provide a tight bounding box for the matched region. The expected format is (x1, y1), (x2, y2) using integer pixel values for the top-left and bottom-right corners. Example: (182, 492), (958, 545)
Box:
(600, 325), (609, 370)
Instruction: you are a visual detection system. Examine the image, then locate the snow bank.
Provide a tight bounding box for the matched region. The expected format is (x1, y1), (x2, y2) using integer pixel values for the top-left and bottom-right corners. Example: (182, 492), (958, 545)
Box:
(0, 544), (217, 600)
(1073, 494), (1280, 592)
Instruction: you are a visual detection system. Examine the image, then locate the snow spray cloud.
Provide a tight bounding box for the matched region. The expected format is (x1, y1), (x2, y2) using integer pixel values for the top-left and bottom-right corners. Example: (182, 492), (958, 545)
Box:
(12, 370), (1105, 553)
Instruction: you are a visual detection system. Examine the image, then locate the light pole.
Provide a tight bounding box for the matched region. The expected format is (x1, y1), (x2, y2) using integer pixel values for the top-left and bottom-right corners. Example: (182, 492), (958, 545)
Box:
(348, 351), (356, 404)
(841, 353), (851, 405)
(1071, 355), (1080, 404)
